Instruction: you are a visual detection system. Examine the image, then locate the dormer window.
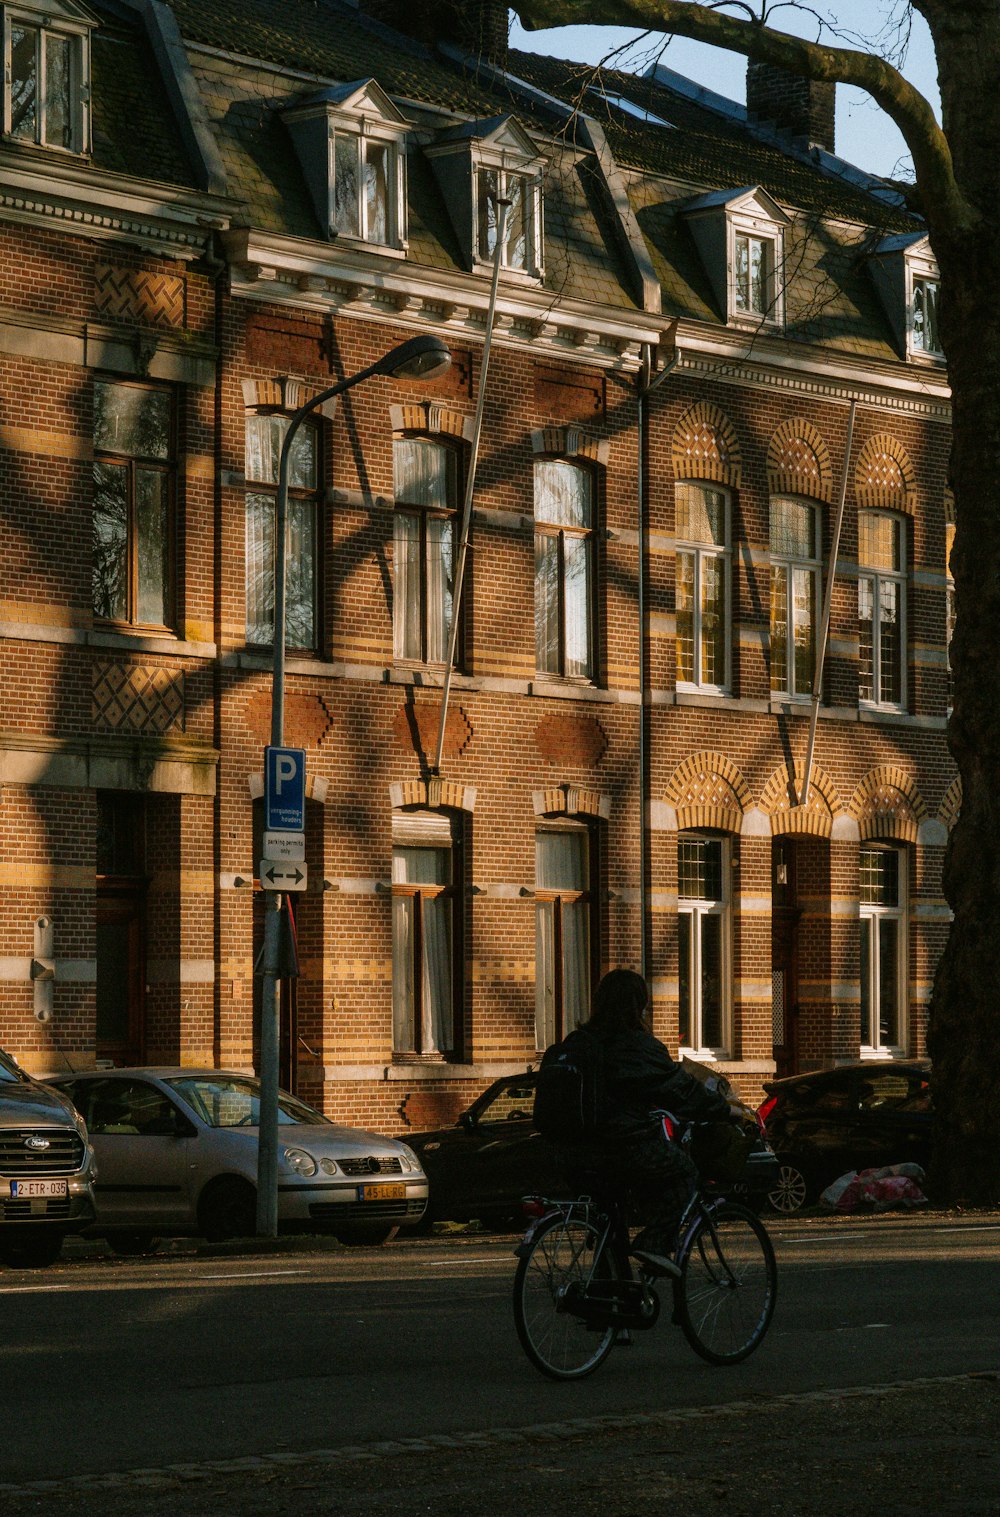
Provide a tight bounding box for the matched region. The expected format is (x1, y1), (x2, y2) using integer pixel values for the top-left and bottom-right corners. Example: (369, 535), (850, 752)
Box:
(869, 233), (944, 364)
(912, 275), (941, 356)
(684, 186), (788, 329)
(283, 78), (408, 253)
(428, 115), (545, 281)
(3, 1), (92, 154)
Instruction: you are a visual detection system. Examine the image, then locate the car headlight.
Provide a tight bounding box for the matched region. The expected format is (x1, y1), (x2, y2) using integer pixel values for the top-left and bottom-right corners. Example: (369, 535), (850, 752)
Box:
(282, 1147), (317, 1178)
(319, 1157), (338, 1175)
(397, 1144), (421, 1174)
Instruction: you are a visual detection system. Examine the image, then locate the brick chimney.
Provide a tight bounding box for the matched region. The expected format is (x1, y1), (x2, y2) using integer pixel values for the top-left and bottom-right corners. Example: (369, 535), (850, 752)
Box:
(746, 62), (835, 152)
(356, 0), (508, 63)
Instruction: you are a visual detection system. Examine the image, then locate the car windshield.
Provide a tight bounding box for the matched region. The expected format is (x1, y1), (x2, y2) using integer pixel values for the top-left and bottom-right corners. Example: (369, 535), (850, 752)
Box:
(165, 1076), (330, 1129)
(0, 1048), (23, 1084)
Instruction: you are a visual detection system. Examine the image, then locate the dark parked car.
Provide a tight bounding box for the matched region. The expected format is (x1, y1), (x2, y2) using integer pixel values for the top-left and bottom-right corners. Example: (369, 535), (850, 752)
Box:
(758, 1060), (932, 1214)
(0, 1046), (97, 1267)
(407, 1068), (775, 1226)
(407, 1073), (566, 1226)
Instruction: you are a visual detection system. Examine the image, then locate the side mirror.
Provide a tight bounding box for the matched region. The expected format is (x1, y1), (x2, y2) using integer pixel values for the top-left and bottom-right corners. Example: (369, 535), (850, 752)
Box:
(459, 1110), (476, 1132)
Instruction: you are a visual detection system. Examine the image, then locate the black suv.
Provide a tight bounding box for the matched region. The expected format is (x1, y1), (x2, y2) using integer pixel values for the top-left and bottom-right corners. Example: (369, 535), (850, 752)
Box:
(758, 1060), (932, 1214)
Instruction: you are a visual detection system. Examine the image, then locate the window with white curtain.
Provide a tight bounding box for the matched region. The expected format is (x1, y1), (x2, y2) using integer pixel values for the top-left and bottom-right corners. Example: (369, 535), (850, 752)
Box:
(393, 438), (458, 663)
(534, 460), (595, 680)
(675, 481), (730, 691)
(245, 415), (319, 651)
(858, 511), (906, 708)
(677, 834), (730, 1057)
(770, 496), (820, 698)
(859, 845), (906, 1055)
(392, 813), (460, 1056)
(535, 826), (594, 1049)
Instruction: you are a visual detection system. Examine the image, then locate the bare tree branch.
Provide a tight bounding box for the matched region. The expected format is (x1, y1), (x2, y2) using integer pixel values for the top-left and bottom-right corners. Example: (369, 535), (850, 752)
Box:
(511, 1), (968, 232)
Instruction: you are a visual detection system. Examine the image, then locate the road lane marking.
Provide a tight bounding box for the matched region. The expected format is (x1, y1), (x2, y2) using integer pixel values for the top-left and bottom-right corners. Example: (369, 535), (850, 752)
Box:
(196, 1270), (309, 1280)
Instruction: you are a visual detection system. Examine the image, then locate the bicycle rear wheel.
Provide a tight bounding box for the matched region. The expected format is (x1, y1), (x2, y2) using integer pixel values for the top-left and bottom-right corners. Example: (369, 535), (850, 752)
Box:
(674, 1202), (776, 1365)
(513, 1214), (620, 1380)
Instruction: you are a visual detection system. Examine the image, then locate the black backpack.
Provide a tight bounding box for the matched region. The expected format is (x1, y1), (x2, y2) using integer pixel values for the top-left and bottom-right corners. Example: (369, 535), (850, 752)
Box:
(532, 1026), (606, 1143)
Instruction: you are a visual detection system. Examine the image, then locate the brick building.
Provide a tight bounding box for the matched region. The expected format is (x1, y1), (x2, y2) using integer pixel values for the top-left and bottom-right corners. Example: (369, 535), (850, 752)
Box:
(0, 0), (954, 1132)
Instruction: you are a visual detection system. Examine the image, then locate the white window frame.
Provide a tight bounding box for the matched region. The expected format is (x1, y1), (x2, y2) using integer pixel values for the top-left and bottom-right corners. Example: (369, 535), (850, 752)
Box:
(534, 822), (595, 1050)
(769, 496), (821, 701)
(244, 413), (320, 653)
(906, 247), (943, 360)
(677, 833), (731, 1060)
(392, 435), (460, 666)
(329, 112), (407, 250)
(3, 2), (91, 155)
(858, 510), (907, 711)
(533, 457), (596, 681)
(473, 158), (544, 279)
(675, 481), (731, 694)
(729, 207), (784, 328)
(391, 810), (460, 1059)
(859, 845), (907, 1058)
(945, 514), (955, 711)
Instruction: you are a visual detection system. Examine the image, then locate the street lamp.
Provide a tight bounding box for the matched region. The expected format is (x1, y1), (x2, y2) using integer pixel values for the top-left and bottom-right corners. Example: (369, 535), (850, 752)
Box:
(247, 333), (451, 1235)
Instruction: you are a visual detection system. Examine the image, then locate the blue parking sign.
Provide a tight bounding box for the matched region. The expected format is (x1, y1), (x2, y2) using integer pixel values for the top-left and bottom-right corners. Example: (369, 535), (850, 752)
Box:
(265, 746), (306, 831)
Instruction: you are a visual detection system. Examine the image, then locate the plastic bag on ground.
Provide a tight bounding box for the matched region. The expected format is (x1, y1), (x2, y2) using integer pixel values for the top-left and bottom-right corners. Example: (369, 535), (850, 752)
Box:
(820, 1163), (928, 1213)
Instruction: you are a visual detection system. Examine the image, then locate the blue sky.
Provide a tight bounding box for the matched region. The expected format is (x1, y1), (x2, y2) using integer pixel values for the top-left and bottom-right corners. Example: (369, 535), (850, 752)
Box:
(508, 5), (940, 181)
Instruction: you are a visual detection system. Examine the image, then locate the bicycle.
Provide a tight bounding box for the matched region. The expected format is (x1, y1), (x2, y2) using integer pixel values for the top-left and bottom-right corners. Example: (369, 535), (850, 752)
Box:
(512, 1118), (778, 1380)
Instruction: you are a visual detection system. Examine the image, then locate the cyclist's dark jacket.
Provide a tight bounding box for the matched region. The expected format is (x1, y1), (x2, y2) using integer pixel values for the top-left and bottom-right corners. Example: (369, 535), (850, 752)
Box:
(599, 1028), (731, 1140)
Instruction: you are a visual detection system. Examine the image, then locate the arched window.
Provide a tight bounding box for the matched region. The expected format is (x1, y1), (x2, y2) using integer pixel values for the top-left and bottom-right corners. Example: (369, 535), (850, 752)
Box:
(858, 510), (907, 709)
(535, 823), (596, 1048)
(769, 496), (820, 698)
(859, 845), (907, 1055)
(675, 481), (731, 692)
(677, 832), (731, 1058)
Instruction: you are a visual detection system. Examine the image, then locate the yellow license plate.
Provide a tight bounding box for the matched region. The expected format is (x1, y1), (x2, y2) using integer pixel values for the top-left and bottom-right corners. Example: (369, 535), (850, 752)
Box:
(358, 1183), (406, 1201)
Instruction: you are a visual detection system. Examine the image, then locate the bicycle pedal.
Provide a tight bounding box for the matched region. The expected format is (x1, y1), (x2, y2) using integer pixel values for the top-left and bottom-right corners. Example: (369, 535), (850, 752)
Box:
(615, 1330), (634, 1347)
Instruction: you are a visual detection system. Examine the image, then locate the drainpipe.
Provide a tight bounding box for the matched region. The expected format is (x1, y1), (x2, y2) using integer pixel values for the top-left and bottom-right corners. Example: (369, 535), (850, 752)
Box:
(801, 398), (856, 807)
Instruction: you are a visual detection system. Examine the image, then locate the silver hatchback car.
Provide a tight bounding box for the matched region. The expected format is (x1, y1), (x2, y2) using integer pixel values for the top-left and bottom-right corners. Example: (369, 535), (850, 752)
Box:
(48, 1068), (427, 1251)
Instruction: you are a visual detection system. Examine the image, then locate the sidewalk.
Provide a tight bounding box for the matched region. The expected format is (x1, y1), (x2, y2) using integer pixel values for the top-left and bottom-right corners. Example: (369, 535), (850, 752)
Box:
(3, 1371), (998, 1516)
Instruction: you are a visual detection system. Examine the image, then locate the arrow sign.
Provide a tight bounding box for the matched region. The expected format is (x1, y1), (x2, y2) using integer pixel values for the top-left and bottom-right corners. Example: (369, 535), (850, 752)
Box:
(259, 860), (308, 892)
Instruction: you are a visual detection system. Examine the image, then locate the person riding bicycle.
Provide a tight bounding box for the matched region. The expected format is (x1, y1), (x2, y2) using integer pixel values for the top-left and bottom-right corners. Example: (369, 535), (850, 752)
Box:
(579, 967), (735, 1278)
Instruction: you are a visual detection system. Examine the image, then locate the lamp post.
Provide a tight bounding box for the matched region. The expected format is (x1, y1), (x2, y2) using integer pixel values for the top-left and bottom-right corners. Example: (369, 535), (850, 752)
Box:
(248, 334), (452, 1236)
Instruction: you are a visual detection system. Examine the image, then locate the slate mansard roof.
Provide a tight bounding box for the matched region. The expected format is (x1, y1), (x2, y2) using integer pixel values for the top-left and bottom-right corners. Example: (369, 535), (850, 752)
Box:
(53, 0), (931, 365)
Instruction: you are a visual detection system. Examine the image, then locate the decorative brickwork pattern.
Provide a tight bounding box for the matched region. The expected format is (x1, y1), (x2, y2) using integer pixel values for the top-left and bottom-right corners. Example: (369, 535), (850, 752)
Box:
(532, 784), (608, 819)
(392, 702), (472, 761)
(92, 661), (184, 732)
(939, 775), (962, 832)
(766, 418), (833, 502)
(760, 763), (840, 837)
(239, 376), (338, 418)
(534, 713), (607, 767)
(670, 402), (741, 486)
(245, 691), (333, 747)
(94, 264), (186, 328)
(388, 402), (473, 440)
(389, 778), (475, 811)
(850, 765), (926, 842)
(854, 433), (918, 513)
(530, 427), (610, 465)
(664, 752), (750, 833)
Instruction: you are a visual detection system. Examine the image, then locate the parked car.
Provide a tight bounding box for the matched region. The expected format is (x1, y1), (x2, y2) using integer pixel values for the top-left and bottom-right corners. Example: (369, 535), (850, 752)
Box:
(407, 1068), (776, 1226)
(758, 1060), (932, 1214)
(46, 1068), (428, 1251)
(0, 1046), (97, 1267)
(407, 1073), (565, 1227)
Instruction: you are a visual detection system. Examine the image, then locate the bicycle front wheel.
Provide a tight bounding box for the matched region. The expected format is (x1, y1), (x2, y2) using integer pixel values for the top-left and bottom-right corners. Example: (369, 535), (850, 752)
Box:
(675, 1202), (776, 1365)
(513, 1214), (620, 1380)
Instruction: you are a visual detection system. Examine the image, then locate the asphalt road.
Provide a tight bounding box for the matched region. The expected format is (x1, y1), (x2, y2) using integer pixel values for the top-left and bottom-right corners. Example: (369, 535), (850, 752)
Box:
(1, 1213), (998, 1499)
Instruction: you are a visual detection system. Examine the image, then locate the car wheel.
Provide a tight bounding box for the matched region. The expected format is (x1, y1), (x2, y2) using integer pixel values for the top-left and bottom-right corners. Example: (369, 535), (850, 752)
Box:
(199, 1178), (257, 1243)
(334, 1224), (399, 1247)
(0, 1233), (64, 1268)
(106, 1231), (160, 1258)
(767, 1161), (810, 1215)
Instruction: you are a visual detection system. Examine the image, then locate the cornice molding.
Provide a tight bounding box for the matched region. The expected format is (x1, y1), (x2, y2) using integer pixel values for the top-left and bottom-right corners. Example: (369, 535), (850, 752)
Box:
(0, 148), (232, 259)
(220, 228), (660, 371)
